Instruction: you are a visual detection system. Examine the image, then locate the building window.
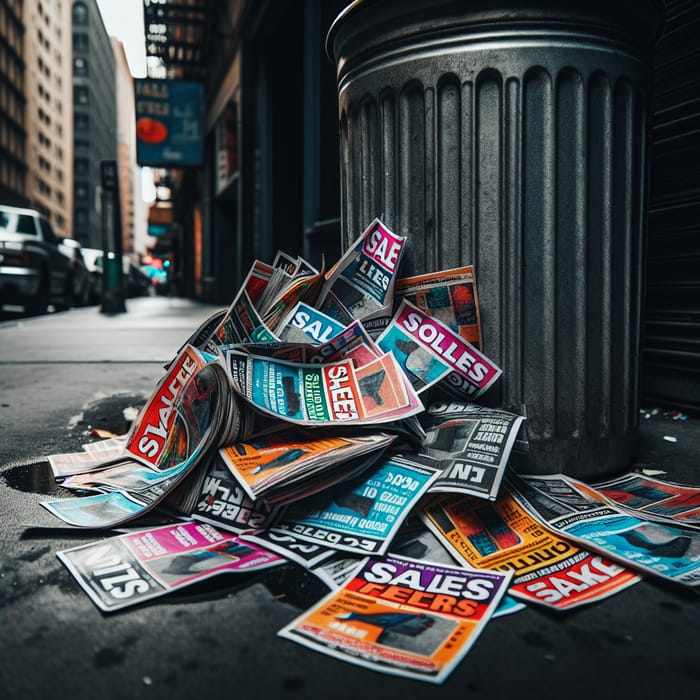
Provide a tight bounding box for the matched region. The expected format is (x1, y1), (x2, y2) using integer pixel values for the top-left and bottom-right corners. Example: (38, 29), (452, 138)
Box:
(36, 178), (52, 197)
(72, 2), (88, 26)
(75, 208), (89, 226)
(38, 107), (51, 126)
(74, 113), (89, 132)
(73, 56), (88, 76)
(74, 157), (89, 176)
(75, 182), (89, 201)
(74, 85), (89, 106)
(73, 32), (88, 53)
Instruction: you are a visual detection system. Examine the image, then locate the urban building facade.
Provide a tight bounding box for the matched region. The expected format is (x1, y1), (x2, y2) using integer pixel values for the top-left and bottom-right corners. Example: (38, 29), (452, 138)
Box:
(144, 0), (346, 304)
(23, 0), (72, 239)
(71, 0), (116, 249)
(111, 36), (140, 259)
(0, 0), (26, 207)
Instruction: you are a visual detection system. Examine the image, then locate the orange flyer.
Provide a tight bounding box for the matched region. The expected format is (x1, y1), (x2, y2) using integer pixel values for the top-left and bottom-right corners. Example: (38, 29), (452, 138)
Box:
(421, 490), (640, 611)
(278, 553), (511, 683)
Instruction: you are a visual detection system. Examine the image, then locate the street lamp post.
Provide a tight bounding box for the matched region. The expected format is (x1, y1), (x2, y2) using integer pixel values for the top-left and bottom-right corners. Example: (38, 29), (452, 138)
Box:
(100, 160), (127, 314)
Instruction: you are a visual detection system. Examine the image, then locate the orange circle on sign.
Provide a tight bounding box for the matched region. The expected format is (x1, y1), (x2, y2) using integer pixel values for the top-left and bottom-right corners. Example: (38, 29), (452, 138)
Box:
(136, 117), (168, 144)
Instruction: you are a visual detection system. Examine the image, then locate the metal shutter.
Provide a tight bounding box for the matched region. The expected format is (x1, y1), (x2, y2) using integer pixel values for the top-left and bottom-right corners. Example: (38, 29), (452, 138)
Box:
(642, 0), (700, 413)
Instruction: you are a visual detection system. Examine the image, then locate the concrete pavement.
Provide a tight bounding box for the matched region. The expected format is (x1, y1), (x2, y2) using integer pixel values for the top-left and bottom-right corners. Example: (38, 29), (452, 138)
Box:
(0, 297), (698, 700)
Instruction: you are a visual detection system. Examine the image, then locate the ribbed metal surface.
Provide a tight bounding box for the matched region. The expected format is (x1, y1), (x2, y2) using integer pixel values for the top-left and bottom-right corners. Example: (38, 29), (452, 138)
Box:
(330, 1), (662, 476)
(642, 0), (700, 413)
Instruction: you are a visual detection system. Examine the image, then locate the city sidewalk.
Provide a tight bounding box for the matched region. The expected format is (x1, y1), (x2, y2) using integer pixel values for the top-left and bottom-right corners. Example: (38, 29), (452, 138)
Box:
(0, 297), (698, 700)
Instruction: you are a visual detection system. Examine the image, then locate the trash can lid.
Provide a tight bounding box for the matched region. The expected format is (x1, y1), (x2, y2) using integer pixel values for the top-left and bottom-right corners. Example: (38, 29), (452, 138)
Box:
(326, 0), (667, 66)
(325, 0), (372, 64)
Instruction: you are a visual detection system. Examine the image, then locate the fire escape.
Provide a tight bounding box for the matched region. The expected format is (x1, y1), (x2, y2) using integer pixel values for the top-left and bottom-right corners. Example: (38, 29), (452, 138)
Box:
(141, 0), (210, 269)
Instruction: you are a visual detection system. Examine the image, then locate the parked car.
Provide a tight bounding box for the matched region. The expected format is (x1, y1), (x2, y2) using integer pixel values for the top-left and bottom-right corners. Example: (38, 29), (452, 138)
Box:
(123, 256), (153, 298)
(0, 204), (73, 315)
(80, 247), (104, 304)
(57, 237), (93, 306)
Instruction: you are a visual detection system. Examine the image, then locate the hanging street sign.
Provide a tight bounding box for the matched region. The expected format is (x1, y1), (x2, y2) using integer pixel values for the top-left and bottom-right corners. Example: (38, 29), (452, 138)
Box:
(134, 79), (204, 167)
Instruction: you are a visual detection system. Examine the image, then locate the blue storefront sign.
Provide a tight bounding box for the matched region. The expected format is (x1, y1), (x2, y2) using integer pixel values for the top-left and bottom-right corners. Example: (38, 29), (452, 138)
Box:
(135, 79), (204, 167)
(148, 224), (170, 237)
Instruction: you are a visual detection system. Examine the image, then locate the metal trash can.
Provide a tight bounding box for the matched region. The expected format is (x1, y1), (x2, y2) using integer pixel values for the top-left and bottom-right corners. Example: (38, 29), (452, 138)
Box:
(327, 0), (666, 477)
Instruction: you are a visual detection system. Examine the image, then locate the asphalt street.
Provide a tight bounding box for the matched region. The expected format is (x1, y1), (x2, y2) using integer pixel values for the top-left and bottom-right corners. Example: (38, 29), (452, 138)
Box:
(0, 297), (698, 700)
